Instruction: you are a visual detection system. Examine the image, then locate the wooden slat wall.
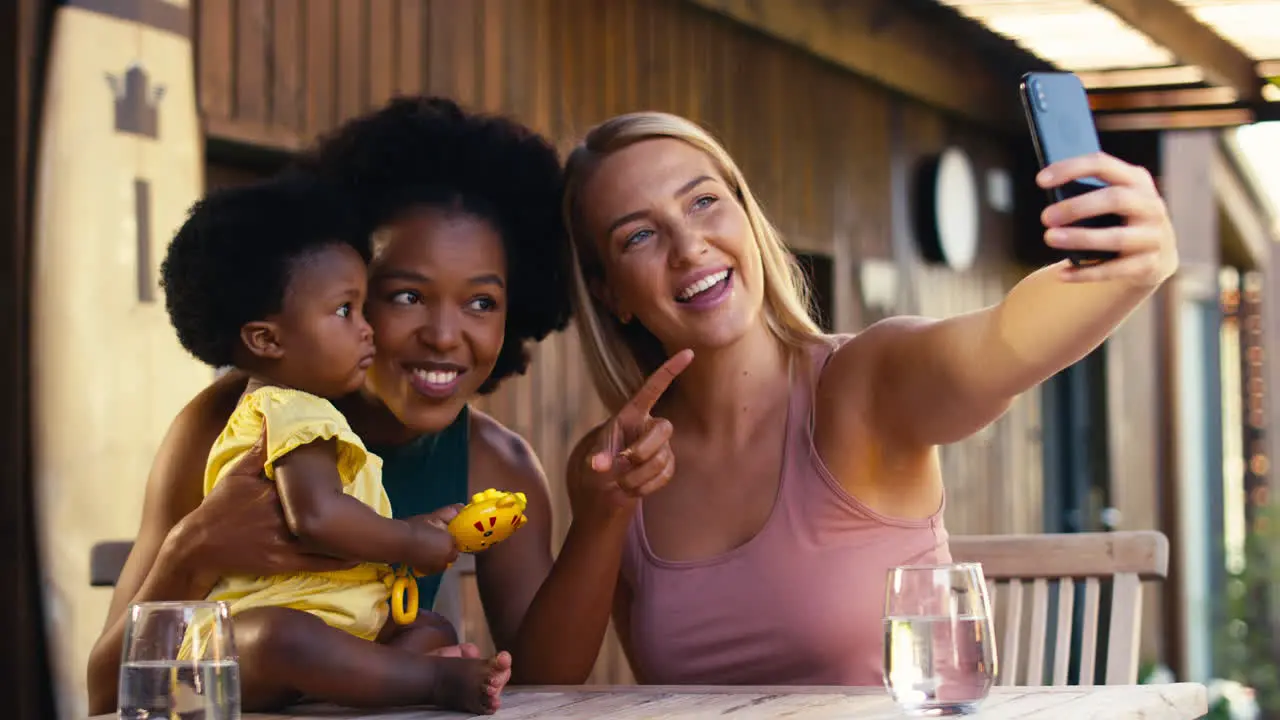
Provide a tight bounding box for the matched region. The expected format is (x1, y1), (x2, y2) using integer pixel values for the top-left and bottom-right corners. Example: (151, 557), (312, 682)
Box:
(194, 0), (1042, 685)
(887, 99), (1045, 538)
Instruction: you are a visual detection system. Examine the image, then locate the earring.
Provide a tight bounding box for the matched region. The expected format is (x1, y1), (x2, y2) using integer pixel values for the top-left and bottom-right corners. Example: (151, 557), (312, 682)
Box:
(618, 311), (633, 324)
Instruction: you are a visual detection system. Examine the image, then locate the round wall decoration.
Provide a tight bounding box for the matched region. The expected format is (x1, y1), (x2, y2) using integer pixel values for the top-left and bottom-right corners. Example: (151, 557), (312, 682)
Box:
(913, 146), (981, 272)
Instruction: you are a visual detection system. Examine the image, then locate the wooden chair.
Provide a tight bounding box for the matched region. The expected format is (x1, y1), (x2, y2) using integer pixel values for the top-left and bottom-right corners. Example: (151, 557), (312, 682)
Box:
(949, 530), (1168, 687)
(90, 540), (134, 587)
(434, 553), (475, 643)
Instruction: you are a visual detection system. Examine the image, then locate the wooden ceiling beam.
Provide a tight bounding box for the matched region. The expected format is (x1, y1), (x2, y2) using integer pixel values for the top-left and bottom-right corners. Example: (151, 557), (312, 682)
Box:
(1091, 0), (1265, 103)
(684, 0), (1022, 129)
(1076, 65), (1206, 90)
(1213, 142), (1274, 271)
(1089, 86), (1240, 112)
(1095, 107), (1256, 132)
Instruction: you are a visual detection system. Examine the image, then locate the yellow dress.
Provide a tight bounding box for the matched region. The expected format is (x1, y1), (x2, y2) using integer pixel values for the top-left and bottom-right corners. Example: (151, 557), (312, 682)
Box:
(200, 385), (396, 641)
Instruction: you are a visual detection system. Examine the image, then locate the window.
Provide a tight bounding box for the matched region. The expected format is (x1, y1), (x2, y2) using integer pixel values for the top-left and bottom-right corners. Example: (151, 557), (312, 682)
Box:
(793, 251), (835, 333)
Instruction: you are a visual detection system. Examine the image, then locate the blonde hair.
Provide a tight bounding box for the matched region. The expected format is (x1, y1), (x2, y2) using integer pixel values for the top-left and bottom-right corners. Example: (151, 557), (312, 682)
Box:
(563, 111), (826, 413)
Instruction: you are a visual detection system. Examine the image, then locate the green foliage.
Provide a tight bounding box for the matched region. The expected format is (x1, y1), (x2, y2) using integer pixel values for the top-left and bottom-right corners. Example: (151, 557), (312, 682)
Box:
(1215, 503), (1280, 718)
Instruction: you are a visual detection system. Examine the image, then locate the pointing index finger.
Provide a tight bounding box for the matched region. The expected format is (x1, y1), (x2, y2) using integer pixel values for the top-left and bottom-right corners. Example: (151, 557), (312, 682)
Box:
(619, 349), (694, 423)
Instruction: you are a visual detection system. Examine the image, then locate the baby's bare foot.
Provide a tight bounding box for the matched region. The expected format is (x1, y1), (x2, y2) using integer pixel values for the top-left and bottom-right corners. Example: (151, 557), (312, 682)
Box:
(482, 651), (513, 711)
(430, 651), (513, 715)
(425, 642), (482, 659)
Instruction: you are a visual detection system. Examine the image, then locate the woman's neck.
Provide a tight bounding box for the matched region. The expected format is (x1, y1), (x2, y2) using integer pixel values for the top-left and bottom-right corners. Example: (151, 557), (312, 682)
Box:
(660, 321), (793, 442)
(336, 389), (421, 447)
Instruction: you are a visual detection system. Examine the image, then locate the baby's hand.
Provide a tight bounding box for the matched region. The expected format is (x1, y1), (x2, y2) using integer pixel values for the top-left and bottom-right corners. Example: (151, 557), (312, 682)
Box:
(406, 506), (463, 575)
(415, 503), (463, 530)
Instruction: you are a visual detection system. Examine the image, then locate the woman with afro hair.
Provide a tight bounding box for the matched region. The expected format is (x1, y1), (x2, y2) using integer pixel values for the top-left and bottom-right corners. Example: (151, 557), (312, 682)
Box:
(86, 96), (574, 713)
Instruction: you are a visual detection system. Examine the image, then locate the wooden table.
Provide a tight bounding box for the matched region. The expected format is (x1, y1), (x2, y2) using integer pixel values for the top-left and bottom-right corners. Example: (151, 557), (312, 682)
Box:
(217, 683), (1208, 719)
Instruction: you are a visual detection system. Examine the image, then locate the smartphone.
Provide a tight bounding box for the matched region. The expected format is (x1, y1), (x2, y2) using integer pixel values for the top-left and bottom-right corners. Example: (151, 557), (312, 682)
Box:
(1019, 71), (1121, 266)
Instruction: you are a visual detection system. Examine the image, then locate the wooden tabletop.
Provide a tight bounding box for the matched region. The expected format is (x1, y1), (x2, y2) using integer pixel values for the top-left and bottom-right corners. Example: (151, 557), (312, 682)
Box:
(197, 682), (1207, 719)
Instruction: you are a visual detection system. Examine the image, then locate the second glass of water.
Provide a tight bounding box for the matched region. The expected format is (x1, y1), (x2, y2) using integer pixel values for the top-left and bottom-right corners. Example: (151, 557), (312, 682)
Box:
(118, 600), (241, 720)
(883, 562), (996, 716)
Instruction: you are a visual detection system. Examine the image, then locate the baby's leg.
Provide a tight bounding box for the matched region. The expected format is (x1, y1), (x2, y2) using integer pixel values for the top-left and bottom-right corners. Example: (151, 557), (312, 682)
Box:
(234, 607), (512, 714)
(378, 610), (481, 657)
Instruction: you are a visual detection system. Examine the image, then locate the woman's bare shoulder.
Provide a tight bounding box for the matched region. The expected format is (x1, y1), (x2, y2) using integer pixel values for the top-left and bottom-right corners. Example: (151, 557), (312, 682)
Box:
(146, 370), (249, 507)
(466, 408), (549, 496)
(172, 369), (250, 439)
(112, 369), (252, 615)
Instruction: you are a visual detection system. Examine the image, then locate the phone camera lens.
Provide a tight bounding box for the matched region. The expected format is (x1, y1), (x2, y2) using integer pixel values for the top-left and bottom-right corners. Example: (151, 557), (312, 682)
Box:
(1026, 79), (1049, 111)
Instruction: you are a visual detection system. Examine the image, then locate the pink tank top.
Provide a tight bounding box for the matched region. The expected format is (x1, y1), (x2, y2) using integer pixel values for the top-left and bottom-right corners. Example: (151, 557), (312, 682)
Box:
(620, 337), (951, 686)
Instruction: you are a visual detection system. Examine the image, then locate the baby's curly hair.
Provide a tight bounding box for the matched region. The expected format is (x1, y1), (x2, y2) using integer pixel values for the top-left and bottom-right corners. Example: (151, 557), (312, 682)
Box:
(299, 96), (572, 394)
(160, 173), (369, 368)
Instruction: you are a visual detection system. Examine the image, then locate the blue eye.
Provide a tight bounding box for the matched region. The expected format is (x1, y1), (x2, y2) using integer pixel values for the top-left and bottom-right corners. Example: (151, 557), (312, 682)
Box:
(693, 195), (716, 210)
(625, 229), (654, 247)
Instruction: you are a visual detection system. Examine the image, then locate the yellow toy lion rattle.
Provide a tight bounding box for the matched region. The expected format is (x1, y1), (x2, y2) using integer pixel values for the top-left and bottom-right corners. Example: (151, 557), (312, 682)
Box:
(391, 489), (529, 624)
(448, 488), (530, 552)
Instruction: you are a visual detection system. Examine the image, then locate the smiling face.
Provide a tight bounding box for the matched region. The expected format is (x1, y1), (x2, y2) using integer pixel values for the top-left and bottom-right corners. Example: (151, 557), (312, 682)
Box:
(363, 207), (508, 434)
(576, 137), (766, 353)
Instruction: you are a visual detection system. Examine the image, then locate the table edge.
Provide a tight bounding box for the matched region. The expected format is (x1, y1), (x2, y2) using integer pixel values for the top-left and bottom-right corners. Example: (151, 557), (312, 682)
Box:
(505, 681), (1206, 696)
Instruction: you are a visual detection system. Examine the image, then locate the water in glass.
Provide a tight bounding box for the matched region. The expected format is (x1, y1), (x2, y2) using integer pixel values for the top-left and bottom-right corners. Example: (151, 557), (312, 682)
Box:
(118, 601), (241, 720)
(883, 563), (996, 716)
(118, 659), (241, 720)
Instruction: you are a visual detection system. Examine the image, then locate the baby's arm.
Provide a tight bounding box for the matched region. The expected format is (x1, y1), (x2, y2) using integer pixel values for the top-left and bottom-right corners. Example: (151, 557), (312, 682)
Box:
(274, 439), (457, 573)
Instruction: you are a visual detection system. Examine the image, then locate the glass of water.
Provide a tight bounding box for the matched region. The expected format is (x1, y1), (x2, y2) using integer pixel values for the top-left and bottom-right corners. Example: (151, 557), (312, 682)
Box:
(118, 601), (241, 720)
(883, 563), (996, 716)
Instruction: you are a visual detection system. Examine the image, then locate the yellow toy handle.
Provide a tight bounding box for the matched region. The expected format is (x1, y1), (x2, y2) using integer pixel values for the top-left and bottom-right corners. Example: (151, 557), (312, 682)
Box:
(391, 567), (419, 625)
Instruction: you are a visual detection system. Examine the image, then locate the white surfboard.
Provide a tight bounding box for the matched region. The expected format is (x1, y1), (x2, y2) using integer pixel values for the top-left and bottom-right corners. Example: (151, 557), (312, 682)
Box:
(31, 1), (210, 715)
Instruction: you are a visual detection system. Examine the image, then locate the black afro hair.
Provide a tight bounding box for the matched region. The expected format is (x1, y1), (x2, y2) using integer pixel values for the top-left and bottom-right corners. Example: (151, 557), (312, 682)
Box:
(297, 95), (572, 394)
(159, 172), (369, 368)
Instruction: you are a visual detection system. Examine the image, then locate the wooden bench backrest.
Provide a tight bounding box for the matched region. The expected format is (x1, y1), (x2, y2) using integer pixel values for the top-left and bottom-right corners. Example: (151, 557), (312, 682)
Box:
(949, 530), (1169, 687)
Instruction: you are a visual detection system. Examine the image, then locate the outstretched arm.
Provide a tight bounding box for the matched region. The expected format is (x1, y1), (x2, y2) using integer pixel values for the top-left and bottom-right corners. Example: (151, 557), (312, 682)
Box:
(275, 440), (457, 574)
(822, 152), (1177, 453)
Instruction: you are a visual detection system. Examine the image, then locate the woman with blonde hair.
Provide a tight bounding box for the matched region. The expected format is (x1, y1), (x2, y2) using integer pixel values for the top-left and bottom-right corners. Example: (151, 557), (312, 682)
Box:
(524, 110), (1178, 686)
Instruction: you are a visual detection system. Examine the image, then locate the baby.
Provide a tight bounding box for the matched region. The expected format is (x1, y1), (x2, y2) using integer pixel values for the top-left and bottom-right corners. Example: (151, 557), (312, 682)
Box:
(159, 174), (510, 714)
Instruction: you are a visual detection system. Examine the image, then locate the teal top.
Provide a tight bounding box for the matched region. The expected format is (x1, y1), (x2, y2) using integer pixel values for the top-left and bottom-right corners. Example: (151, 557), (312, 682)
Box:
(368, 405), (471, 611)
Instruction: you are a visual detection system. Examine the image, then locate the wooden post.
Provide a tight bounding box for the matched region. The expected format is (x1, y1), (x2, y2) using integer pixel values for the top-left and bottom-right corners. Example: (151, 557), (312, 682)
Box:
(1095, 131), (1170, 672)
(1157, 130), (1225, 683)
(0, 0), (57, 718)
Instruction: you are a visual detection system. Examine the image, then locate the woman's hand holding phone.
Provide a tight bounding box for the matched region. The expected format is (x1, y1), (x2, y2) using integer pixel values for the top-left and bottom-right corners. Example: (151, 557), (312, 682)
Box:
(1037, 151), (1177, 287)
